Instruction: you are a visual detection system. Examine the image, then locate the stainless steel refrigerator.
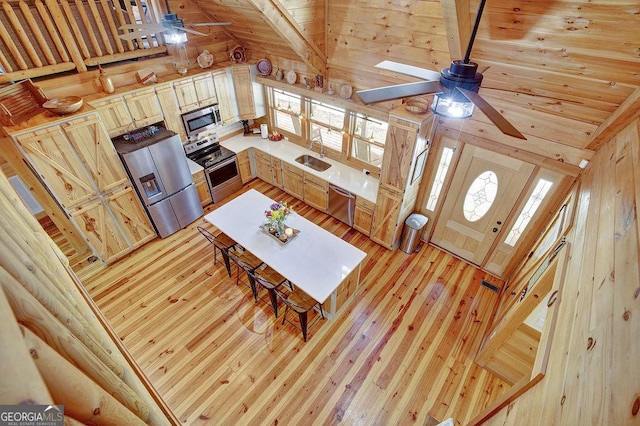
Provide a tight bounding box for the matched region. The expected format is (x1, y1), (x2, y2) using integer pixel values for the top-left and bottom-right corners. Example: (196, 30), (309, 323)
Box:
(114, 128), (203, 238)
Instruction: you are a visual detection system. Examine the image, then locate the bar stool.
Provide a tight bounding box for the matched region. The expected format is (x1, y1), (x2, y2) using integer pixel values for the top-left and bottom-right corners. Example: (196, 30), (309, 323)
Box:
(276, 286), (325, 342)
(254, 265), (288, 317)
(228, 246), (264, 300)
(197, 226), (237, 277)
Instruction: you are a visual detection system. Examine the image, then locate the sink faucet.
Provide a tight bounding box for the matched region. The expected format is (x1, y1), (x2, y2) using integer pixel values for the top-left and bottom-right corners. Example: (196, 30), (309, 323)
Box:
(308, 137), (324, 158)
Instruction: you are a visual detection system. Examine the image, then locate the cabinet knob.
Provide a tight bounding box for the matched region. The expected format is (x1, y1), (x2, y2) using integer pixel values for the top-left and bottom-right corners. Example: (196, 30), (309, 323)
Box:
(492, 227), (498, 233)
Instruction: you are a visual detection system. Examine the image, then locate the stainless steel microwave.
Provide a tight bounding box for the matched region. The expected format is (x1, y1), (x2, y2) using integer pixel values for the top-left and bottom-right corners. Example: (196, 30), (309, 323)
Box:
(181, 104), (222, 139)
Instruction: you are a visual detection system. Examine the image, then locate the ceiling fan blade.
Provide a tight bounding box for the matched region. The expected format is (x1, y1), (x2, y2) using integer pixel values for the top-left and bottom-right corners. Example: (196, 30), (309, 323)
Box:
(457, 88), (526, 140)
(175, 26), (208, 36)
(187, 22), (231, 26)
(118, 28), (167, 41)
(375, 60), (442, 81)
(356, 80), (443, 104)
(119, 23), (166, 31)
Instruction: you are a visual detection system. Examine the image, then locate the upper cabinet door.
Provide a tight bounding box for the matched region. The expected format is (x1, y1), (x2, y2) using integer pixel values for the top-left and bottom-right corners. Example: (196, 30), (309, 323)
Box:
(212, 69), (238, 124)
(232, 66), (256, 120)
(173, 78), (200, 113)
(193, 74), (218, 106)
(15, 124), (96, 209)
(124, 88), (163, 127)
(380, 116), (420, 191)
(61, 115), (128, 194)
(90, 96), (134, 137)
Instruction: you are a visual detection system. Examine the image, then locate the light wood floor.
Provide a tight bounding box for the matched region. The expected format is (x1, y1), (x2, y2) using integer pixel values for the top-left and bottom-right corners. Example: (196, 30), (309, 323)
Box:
(81, 179), (510, 425)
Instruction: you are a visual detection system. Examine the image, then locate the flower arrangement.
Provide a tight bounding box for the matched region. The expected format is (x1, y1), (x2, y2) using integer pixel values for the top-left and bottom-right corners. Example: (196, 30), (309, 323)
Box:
(264, 202), (292, 235)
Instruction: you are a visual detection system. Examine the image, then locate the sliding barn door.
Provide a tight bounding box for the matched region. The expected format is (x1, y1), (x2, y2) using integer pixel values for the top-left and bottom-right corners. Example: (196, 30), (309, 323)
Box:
(431, 145), (534, 265)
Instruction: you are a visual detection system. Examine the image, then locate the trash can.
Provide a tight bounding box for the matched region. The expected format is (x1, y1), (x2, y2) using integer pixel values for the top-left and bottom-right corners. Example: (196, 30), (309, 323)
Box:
(400, 213), (428, 254)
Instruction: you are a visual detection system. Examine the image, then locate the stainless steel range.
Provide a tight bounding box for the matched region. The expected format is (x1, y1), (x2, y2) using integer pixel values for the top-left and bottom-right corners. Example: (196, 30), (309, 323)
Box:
(184, 135), (242, 203)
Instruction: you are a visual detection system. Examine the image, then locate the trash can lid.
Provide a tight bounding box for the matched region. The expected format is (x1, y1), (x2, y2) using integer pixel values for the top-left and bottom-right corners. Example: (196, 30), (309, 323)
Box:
(405, 213), (428, 229)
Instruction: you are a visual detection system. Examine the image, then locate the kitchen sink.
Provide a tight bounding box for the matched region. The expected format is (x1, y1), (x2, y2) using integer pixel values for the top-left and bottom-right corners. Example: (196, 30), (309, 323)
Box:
(294, 154), (332, 172)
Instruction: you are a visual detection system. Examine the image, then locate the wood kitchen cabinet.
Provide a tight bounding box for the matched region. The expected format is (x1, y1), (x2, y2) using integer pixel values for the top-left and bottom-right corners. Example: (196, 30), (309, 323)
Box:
(254, 150), (272, 183)
(354, 196), (375, 236)
(303, 172), (328, 212)
(370, 184), (403, 248)
(212, 69), (239, 124)
(192, 169), (212, 207)
(15, 124), (97, 209)
(155, 82), (186, 140)
(12, 114), (155, 264)
(173, 78), (200, 113)
(89, 96), (133, 137)
(371, 110), (433, 249)
(282, 162), (304, 199)
(124, 88), (163, 128)
(193, 73), (218, 106)
(232, 65), (266, 120)
(104, 185), (156, 250)
(271, 157), (283, 189)
(237, 150), (253, 184)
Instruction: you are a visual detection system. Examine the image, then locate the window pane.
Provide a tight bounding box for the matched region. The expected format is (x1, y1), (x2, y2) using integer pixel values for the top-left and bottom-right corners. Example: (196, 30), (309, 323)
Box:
(463, 171), (498, 222)
(273, 90), (301, 114)
(353, 114), (387, 144)
(310, 123), (343, 152)
(505, 179), (553, 246)
(274, 110), (301, 135)
(426, 147), (454, 211)
(350, 113), (387, 167)
(310, 101), (345, 128)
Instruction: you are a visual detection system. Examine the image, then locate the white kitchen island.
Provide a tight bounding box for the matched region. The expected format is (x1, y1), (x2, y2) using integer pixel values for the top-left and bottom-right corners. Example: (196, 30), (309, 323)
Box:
(204, 189), (367, 319)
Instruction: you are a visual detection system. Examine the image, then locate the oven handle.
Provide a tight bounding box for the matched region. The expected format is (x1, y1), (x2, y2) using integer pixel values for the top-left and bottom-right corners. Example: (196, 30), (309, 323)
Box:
(206, 155), (237, 171)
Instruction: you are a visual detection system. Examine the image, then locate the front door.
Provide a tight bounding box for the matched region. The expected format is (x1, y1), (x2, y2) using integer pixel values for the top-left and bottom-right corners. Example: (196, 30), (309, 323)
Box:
(431, 144), (534, 265)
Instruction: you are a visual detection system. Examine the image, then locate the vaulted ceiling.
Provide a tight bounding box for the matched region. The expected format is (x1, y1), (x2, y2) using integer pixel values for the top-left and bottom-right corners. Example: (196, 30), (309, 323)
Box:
(184, 0), (640, 166)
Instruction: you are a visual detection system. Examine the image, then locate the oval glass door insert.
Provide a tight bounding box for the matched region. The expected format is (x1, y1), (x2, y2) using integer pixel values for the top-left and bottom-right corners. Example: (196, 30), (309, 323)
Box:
(463, 170), (498, 222)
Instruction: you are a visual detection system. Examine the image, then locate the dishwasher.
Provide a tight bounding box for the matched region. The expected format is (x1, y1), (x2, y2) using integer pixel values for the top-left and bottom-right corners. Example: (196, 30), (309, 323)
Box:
(328, 185), (356, 227)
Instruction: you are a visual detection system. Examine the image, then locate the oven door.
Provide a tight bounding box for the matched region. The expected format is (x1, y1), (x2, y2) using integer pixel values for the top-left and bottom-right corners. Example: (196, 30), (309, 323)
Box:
(205, 156), (243, 203)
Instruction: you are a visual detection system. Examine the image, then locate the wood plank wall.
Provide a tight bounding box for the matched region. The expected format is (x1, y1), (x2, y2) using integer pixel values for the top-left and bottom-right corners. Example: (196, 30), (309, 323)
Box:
(484, 117), (640, 424)
(0, 170), (177, 424)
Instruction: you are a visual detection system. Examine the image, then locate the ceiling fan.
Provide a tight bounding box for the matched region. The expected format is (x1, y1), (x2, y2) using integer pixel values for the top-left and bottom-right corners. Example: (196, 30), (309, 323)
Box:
(355, 0), (526, 140)
(118, 0), (230, 42)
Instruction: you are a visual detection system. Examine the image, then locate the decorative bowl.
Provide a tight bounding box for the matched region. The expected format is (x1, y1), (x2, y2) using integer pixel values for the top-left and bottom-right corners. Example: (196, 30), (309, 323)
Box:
(404, 98), (429, 114)
(42, 96), (83, 115)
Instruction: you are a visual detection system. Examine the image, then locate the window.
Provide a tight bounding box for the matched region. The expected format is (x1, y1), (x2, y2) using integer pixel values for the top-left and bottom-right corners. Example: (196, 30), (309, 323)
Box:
(463, 171), (499, 222)
(271, 89), (302, 136)
(350, 113), (387, 167)
(426, 147), (455, 211)
(505, 178), (553, 246)
(308, 100), (346, 153)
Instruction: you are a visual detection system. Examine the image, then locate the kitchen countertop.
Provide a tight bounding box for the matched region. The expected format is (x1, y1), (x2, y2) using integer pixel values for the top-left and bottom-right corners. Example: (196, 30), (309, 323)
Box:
(186, 158), (203, 175)
(220, 133), (379, 203)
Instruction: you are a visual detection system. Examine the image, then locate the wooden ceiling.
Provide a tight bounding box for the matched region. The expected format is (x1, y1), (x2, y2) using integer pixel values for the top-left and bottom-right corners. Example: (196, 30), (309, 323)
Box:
(184, 0), (640, 166)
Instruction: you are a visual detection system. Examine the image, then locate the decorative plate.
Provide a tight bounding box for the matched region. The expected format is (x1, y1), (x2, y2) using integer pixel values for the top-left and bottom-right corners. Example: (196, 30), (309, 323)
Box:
(339, 83), (353, 99)
(256, 59), (272, 76)
(285, 70), (297, 85)
(196, 50), (214, 68)
(230, 46), (246, 63)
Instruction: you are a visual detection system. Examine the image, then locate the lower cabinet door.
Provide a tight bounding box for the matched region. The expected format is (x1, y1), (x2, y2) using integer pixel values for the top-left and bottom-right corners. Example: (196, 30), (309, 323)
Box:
(105, 186), (156, 248)
(70, 198), (130, 264)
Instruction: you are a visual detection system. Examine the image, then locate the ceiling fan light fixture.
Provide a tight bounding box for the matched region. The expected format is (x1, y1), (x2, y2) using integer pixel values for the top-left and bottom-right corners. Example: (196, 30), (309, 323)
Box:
(161, 13), (188, 44)
(431, 93), (474, 119)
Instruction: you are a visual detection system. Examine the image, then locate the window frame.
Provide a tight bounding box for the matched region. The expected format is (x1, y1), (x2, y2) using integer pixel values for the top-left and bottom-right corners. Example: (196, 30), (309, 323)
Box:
(265, 87), (387, 177)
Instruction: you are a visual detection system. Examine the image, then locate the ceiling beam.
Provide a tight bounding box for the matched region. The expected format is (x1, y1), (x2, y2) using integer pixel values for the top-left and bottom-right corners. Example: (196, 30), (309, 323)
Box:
(586, 86), (640, 151)
(245, 0), (326, 75)
(440, 0), (471, 61)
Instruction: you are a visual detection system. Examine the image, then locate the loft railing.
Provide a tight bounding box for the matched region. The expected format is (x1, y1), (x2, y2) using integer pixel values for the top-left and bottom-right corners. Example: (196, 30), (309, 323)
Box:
(0, 0), (166, 83)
